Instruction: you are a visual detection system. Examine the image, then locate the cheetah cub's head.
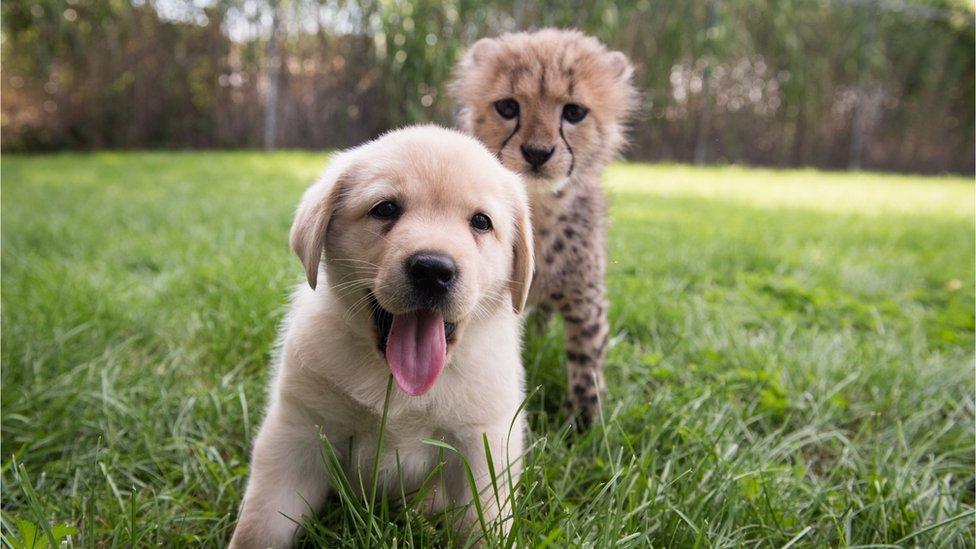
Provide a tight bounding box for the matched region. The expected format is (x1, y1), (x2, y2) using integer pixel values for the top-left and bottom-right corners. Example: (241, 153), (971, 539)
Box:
(452, 29), (639, 193)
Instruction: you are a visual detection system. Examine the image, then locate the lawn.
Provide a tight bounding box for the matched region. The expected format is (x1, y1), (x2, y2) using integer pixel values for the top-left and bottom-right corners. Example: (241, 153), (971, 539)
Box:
(2, 152), (973, 547)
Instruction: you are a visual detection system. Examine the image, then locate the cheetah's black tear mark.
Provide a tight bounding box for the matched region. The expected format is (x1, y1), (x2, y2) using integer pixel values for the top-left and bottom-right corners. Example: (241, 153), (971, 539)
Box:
(558, 120), (575, 177)
(498, 117), (521, 158)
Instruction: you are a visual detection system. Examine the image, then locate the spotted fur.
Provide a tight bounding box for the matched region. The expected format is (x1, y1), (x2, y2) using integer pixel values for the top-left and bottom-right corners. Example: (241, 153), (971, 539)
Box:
(452, 29), (639, 429)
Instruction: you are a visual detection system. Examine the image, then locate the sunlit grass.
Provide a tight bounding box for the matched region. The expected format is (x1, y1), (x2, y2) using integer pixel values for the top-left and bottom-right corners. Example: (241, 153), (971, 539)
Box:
(609, 163), (974, 218)
(2, 152), (973, 546)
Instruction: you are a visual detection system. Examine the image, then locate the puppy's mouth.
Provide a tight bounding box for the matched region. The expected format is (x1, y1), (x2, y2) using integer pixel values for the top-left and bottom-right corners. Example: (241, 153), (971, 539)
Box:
(369, 293), (456, 397)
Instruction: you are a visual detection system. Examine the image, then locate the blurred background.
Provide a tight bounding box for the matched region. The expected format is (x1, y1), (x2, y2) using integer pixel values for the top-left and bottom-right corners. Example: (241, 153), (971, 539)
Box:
(2, 0), (973, 174)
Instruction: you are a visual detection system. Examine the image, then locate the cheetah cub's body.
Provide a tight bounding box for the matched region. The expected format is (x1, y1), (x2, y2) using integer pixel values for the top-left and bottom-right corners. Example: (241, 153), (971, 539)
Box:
(452, 29), (638, 428)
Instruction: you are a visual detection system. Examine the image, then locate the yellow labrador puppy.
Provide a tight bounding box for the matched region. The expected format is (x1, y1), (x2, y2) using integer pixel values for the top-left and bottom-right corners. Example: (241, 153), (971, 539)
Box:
(229, 125), (533, 548)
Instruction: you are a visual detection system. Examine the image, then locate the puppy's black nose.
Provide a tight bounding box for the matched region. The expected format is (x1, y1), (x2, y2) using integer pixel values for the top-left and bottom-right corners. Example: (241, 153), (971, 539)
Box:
(406, 252), (457, 296)
(520, 145), (555, 168)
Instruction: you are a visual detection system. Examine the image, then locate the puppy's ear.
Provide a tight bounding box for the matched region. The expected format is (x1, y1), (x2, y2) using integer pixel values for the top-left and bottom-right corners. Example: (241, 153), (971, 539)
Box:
(509, 195), (535, 314)
(289, 158), (352, 290)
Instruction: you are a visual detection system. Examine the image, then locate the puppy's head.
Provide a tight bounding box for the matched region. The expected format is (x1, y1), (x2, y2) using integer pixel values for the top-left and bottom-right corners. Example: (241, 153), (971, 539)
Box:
(290, 125), (533, 396)
(452, 29), (639, 192)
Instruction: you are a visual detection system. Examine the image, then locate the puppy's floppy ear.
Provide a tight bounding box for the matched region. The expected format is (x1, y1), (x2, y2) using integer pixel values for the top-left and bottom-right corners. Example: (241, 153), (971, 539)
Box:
(289, 156), (353, 290)
(509, 191), (535, 314)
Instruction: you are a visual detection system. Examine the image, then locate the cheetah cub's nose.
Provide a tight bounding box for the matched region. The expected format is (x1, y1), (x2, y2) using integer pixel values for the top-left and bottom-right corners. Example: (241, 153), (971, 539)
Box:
(520, 144), (555, 168)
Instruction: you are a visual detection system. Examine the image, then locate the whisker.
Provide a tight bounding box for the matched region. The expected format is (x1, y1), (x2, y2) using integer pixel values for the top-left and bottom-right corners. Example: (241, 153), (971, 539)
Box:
(330, 278), (375, 300)
(331, 257), (381, 268)
(364, 228), (395, 246)
(343, 292), (378, 322)
(331, 277), (375, 291)
(344, 282), (394, 322)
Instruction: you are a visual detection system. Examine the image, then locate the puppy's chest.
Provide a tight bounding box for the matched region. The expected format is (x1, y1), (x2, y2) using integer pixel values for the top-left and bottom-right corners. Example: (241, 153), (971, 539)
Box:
(332, 415), (443, 491)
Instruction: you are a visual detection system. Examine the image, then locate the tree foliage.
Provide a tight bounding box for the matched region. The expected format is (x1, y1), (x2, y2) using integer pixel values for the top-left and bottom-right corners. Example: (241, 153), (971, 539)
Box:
(2, 0), (972, 173)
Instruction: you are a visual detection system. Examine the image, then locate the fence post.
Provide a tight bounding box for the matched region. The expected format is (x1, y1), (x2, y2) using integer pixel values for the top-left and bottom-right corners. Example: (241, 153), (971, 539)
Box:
(849, 0), (877, 170)
(263, 1), (282, 150)
(694, 0), (717, 165)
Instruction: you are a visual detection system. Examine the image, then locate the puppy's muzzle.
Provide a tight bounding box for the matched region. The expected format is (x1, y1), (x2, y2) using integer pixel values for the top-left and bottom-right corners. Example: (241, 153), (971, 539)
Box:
(406, 251), (456, 302)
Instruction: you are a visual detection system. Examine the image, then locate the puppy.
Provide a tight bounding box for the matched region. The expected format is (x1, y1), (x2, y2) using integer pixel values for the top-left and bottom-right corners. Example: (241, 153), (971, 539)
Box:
(229, 125), (534, 548)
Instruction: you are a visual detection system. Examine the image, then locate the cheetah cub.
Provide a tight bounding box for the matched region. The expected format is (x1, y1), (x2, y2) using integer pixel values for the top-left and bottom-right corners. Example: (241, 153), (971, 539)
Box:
(452, 29), (638, 429)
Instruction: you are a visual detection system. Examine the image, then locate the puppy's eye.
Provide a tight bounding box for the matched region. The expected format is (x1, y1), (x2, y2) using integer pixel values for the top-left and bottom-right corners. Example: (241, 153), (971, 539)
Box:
(494, 98), (519, 120)
(562, 103), (589, 123)
(369, 201), (399, 220)
(470, 213), (492, 232)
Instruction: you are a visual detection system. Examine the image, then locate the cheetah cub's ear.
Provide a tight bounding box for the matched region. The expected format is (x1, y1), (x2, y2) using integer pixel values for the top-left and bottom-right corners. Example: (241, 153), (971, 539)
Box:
(606, 50), (634, 82)
(466, 37), (502, 65)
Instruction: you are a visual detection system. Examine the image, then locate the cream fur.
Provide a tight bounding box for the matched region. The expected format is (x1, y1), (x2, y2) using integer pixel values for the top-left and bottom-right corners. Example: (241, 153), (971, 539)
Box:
(229, 125), (533, 548)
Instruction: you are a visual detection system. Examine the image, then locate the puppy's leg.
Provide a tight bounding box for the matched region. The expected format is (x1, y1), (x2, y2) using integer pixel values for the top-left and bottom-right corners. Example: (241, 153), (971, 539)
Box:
(556, 262), (609, 431)
(445, 424), (524, 541)
(230, 403), (330, 549)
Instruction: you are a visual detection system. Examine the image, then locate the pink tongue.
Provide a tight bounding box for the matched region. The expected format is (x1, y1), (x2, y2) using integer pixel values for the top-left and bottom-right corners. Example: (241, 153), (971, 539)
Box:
(385, 310), (447, 396)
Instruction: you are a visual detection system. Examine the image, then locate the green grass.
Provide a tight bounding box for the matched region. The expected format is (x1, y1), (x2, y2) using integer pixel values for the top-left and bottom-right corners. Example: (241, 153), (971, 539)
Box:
(2, 151), (973, 547)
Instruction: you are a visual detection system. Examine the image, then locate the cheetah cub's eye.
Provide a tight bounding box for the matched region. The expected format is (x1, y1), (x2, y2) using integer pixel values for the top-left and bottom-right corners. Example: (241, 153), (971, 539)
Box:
(470, 213), (492, 232)
(494, 98), (520, 120)
(369, 200), (399, 220)
(562, 103), (589, 124)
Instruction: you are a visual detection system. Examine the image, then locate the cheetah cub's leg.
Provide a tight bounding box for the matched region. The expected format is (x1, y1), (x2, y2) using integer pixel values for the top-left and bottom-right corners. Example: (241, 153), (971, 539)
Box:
(554, 255), (609, 431)
(530, 302), (555, 334)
